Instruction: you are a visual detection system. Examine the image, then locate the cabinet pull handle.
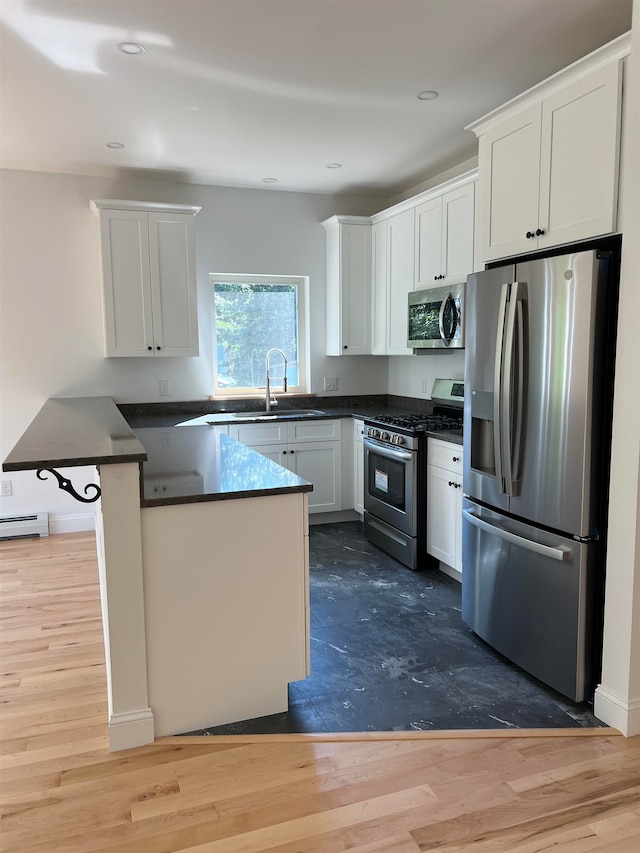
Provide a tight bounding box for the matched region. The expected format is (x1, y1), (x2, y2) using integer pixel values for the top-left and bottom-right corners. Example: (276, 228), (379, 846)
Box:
(448, 480), (454, 487)
(535, 228), (545, 236)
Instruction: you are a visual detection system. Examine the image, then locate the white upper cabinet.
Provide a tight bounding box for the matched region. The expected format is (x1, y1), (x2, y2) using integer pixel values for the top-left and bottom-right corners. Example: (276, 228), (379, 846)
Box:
(371, 208), (415, 356)
(323, 216), (372, 355)
(469, 34), (629, 264)
(91, 200), (201, 357)
(415, 180), (475, 288)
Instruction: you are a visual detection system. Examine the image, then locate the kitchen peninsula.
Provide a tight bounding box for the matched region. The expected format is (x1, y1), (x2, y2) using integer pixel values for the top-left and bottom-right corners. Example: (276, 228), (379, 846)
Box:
(3, 397), (313, 750)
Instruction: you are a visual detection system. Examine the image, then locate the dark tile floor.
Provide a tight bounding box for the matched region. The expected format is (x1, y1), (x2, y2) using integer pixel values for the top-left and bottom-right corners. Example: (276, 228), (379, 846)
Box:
(186, 521), (605, 735)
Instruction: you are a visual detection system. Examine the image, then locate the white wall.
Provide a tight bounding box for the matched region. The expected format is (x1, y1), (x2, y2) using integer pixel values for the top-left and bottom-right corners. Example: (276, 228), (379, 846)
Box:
(594, 0), (640, 736)
(0, 169), (391, 525)
(388, 351), (465, 401)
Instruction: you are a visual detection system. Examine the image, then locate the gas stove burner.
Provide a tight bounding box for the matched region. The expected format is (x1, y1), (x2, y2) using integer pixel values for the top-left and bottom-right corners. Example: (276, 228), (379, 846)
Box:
(364, 412), (463, 435)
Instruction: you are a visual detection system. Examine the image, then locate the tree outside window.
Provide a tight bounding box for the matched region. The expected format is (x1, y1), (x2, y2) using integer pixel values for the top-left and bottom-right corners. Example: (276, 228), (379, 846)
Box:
(211, 275), (307, 396)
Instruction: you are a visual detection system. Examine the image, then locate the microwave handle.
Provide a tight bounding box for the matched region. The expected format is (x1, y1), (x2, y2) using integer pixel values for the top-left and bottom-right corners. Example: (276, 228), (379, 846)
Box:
(438, 293), (457, 346)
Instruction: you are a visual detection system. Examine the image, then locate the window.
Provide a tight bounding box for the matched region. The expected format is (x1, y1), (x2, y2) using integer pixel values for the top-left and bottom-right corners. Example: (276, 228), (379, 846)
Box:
(211, 274), (308, 397)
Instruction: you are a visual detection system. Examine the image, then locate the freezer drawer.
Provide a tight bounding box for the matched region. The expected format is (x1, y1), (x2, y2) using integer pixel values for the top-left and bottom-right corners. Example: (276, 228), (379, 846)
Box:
(461, 499), (596, 702)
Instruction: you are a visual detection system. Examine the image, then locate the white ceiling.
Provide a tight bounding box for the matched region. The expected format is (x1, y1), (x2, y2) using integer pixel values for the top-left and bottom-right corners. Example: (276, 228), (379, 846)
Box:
(0, 0), (633, 196)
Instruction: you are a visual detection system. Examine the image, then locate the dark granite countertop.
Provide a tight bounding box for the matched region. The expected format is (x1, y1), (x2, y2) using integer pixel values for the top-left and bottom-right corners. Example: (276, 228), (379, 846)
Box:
(134, 427), (312, 507)
(2, 397), (147, 472)
(118, 395), (464, 446)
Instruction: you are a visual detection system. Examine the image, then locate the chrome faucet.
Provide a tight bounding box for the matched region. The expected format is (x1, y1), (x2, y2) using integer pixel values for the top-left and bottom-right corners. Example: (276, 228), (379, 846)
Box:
(265, 348), (288, 412)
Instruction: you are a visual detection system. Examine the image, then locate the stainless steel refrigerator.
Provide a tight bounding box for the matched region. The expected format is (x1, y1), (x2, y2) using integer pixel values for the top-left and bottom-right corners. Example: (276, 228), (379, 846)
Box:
(462, 246), (618, 702)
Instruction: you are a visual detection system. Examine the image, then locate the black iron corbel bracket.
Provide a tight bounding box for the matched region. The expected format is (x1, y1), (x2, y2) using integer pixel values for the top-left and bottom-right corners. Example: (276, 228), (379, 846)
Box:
(36, 469), (101, 503)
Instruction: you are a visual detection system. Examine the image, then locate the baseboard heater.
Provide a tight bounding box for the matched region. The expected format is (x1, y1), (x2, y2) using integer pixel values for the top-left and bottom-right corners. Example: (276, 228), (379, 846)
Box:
(0, 513), (49, 540)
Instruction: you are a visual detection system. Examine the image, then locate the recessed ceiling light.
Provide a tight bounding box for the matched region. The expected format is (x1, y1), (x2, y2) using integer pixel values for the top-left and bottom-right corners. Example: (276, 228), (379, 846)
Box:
(262, 177), (278, 183)
(106, 142), (124, 149)
(326, 163), (342, 169)
(417, 90), (439, 101)
(118, 42), (145, 55)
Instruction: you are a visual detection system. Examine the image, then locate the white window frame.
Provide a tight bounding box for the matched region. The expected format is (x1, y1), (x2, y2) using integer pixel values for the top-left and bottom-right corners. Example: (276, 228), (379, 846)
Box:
(210, 273), (310, 399)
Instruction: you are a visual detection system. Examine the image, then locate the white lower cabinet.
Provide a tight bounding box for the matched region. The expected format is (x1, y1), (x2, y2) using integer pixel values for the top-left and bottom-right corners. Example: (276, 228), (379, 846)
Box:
(427, 439), (463, 575)
(353, 418), (364, 516)
(228, 419), (342, 514)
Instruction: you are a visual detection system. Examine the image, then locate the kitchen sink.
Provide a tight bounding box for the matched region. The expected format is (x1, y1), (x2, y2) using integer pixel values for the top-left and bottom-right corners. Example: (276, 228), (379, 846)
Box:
(229, 408), (326, 420)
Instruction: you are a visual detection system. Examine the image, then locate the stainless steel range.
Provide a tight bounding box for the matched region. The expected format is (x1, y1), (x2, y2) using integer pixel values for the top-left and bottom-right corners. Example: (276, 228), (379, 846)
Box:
(363, 379), (463, 570)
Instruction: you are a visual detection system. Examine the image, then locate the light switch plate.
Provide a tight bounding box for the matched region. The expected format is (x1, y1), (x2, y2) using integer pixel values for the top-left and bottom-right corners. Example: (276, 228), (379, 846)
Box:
(324, 377), (338, 391)
(159, 379), (171, 396)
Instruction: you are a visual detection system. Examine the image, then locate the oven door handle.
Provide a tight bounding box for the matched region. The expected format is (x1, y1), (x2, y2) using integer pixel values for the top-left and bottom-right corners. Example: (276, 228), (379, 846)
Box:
(363, 438), (413, 462)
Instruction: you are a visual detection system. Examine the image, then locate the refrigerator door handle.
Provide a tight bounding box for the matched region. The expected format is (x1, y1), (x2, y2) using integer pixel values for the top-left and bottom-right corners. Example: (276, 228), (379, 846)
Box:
(512, 297), (524, 491)
(493, 283), (510, 493)
(463, 509), (571, 561)
(502, 281), (524, 497)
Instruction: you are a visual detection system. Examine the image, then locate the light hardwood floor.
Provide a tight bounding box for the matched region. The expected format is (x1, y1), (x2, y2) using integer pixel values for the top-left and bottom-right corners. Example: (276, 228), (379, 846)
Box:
(1, 531), (639, 852)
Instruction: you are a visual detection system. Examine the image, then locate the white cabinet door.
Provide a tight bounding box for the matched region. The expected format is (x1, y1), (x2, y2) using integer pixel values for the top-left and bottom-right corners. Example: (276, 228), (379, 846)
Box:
(324, 218), (372, 355)
(353, 419), (364, 516)
(427, 439), (464, 573)
(415, 196), (444, 288)
(427, 464), (458, 567)
(416, 182), (475, 288)
(92, 201), (200, 357)
(477, 104), (542, 263)
(148, 212), (199, 357)
(387, 208), (414, 355)
(442, 182), (475, 283)
(476, 60), (623, 264)
(289, 441), (342, 514)
(98, 208), (155, 357)
(370, 220), (388, 355)
(538, 62), (622, 249)
(229, 419), (343, 514)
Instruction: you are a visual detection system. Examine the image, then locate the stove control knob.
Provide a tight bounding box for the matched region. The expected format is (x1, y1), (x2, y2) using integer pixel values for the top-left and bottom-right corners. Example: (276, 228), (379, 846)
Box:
(391, 434), (404, 446)
(367, 428), (379, 439)
(381, 431), (390, 442)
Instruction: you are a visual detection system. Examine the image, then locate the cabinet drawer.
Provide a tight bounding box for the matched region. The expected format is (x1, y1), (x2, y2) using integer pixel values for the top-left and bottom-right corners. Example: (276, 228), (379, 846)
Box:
(428, 438), (463, 473)
(228, 422), (288, 445)
(287, 419), (341, 443)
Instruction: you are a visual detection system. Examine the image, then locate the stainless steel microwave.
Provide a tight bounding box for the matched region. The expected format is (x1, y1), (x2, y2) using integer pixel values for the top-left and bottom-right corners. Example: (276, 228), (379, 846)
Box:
(408, 282), (465, 349)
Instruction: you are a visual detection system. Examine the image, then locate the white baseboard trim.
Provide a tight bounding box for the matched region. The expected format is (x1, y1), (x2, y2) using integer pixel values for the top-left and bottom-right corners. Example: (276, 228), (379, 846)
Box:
(108, 707), (155, 752)
(50, 513), (96, 534)
(594, 684), (640, 736)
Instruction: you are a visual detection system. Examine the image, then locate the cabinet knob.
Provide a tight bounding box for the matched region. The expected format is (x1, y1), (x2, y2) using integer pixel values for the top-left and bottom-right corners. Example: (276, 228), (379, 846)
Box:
(526, 231), (535, 239)
(448, 480), (454, 487)
(290, 449), (295, 454)
(343, 345), (348, 350)
(453, 456), (460, 462)
(282, 450), (287, 455)
(147, 346), (152, 351)
(535, 228), (545, 237)
(156, 346), (161, 351)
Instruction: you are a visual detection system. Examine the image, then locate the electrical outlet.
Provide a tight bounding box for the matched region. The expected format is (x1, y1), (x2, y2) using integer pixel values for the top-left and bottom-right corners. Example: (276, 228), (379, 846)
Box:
(323, 377), (338, 391)
(159, 379), (171, 396)
(421, 377), (428, 394)
(1, 480), (12, 497)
